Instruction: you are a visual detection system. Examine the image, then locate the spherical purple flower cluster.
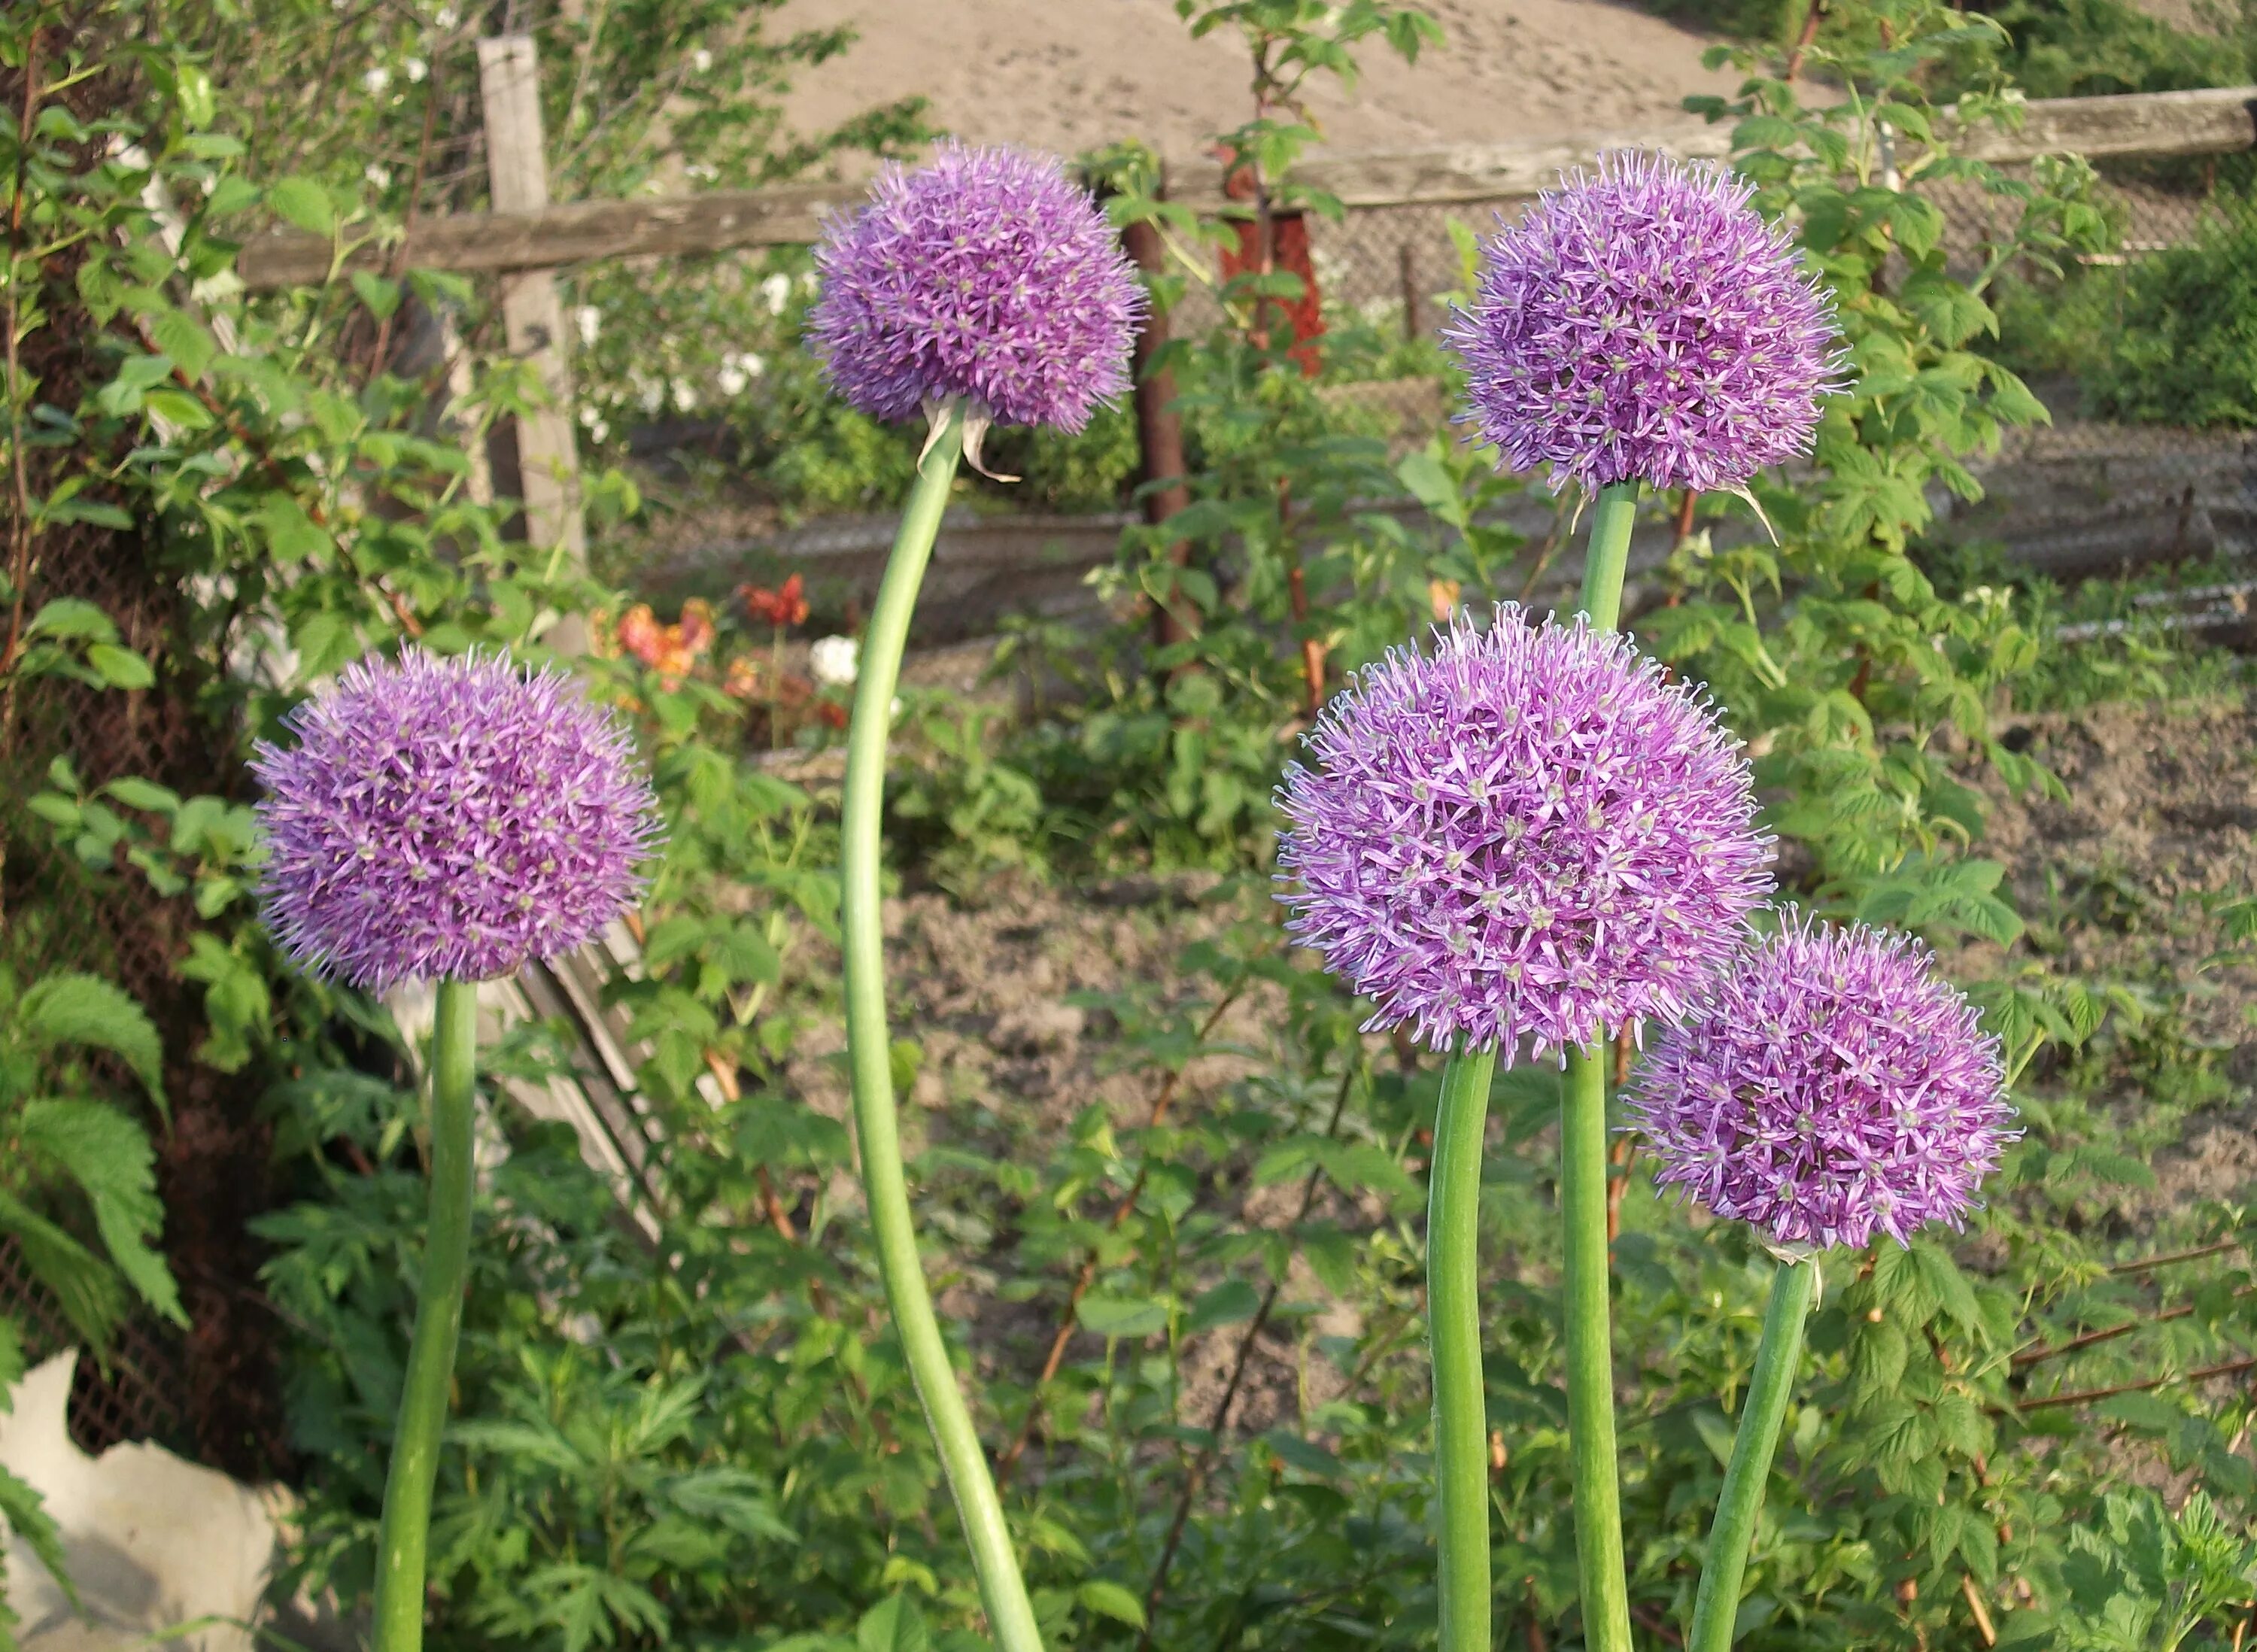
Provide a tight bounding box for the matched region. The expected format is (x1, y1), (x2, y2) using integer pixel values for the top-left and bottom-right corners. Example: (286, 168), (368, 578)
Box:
(254, 651), (660, 995)
(807, 142), (1145, 432)
(1277, 606), (1773, 1056)
(1447, 150), (1845, 498)
(1627, 917), (2015, 1251)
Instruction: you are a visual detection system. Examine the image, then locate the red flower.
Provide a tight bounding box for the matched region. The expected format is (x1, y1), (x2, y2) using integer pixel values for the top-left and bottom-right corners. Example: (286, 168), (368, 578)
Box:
(740, 572), (809, 629)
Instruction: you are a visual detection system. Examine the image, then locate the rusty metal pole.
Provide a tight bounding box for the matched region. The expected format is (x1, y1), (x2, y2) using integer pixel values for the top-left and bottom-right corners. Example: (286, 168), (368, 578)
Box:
(1121, 204), (1195, 650)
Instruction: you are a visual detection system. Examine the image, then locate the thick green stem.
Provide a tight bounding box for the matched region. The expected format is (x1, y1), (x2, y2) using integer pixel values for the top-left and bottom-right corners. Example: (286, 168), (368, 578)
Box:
(371, 977), (478, 1652)
(1561, 1044), (1633, 1652)
(1687, 1260), (1818, 1652)
(841, 403), (1044, 1652)
(1577, 481), (1639, 631)
(1429, 1045), (1498, 1652)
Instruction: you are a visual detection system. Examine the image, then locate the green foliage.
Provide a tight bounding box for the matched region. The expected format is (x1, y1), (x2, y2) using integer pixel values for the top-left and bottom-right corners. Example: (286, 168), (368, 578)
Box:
(1970, 0), (2252, 99)
(0, 969), (182, 1349)
(7, 5), (2255, 1652)
(2078, 200), (2257, 428)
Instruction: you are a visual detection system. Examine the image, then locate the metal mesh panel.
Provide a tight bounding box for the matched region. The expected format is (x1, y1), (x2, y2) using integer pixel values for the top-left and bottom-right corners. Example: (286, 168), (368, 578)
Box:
(0, 33), (289, 1476)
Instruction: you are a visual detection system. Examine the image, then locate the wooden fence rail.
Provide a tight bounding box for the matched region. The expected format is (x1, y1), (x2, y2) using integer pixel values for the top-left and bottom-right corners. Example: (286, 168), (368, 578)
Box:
(237, 84), (2257, 291)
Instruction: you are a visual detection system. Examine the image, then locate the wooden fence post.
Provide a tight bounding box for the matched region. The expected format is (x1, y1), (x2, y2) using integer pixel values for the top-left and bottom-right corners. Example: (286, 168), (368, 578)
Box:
(476, 34), (588, 655)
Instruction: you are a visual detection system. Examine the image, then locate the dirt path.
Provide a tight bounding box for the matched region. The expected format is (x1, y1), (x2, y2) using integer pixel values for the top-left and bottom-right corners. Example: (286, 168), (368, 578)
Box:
(775, 0), (1761, 165)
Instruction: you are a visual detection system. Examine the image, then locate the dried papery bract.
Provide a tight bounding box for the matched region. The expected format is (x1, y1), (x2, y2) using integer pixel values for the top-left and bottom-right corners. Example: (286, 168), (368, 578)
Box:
(807, 138), (1144, 1652)
(1449, 150), (1847, 500)
(1277, 604), (1774, 1060)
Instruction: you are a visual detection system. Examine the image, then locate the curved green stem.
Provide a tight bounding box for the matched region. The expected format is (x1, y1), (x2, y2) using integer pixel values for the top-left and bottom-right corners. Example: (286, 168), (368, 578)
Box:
(841, 402), (1044, 1652)
(1552, 478), (1640, 1652)
(1429, 1045), (1498, 1652)
(1578, 482), (1639, 631)
(372, 976), (478, 1652)
(1561, 1043), (1633, 1652)
(1688, 1260), (1818, 1652)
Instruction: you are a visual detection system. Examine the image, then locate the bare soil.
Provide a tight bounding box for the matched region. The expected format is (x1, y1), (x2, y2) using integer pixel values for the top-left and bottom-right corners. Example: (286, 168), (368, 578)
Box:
(773, 0), (1763, 166)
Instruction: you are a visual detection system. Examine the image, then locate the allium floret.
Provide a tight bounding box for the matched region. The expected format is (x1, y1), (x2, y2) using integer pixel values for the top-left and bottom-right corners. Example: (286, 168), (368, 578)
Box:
(1627, 916), (2016, 1251)
(254, 650), (660, 995)
(807, 141), (1144, 434)
(1277, 605), (1773, 1056)
(1448, 150), (1846, 498)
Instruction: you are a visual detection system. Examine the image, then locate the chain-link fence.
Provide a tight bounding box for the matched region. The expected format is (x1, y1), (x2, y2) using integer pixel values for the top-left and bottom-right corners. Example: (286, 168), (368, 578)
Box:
(1289, 157), (2257, 582)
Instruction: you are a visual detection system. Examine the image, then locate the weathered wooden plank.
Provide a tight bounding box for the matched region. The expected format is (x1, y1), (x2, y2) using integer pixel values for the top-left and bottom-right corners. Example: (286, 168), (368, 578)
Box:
(235, 85), (2257, 289)
(237, 180), (859, 289)
(477, 35), (589, 652)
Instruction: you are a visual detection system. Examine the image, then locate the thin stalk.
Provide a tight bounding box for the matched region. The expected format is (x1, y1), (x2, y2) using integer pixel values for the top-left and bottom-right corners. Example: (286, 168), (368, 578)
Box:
(1578, 481), (1638, 629)
(1429, 1044), (1499, 1652)
(1687, 1260), (1818, 1652)
(841, 402), (1043, 1652)
(1551, 478), (1641, 1652)
(371, 977), (478, 1652)
(1561, 1044), (1633, 1652)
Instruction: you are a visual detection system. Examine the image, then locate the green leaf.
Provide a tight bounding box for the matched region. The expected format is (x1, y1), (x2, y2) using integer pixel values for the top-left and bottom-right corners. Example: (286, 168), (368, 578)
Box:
(1186, 1278), (1263, 1334)
(23, 599), (115, 642)
(15, 973), (166, 1106)
(267, 175), (336, 235)
(86, 644), (154, 691)
(16, 1101), (184, 1327)
(857, 1595), (931, 1652)
(1077, 1581), (1147, 1629)
(103, 778), (179, 815)
(1076, 1295), (1170, 1340)
(0, 1189), (126, 1351)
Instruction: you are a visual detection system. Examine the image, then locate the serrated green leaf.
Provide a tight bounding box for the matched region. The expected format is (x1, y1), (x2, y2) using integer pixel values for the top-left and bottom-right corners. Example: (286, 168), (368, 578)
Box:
(15, 973), (165, 1106)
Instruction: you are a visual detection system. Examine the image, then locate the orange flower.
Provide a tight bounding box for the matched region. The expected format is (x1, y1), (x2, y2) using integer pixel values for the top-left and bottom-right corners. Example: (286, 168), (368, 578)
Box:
(616, 603), (664, 667)
(722, 655), (762, 700)
(740, 572), (809, 629)
(677, 597), (718, 657)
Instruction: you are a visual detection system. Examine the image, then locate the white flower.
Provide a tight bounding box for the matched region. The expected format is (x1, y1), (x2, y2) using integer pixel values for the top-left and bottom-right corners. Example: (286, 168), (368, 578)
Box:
(575, 305), (601, 348)
(810, 636), (859, 688)
(691, 47), (714, 72)
(361, 66), (392, 95)
(633, 373), (664, 413)
(758, 272), (793, 315)
(405, 57), (428, 83)
(715, 351), (764, 396)
(671, 377), (697, 412)
(364, 163), (392, 190)
(579, 411), (610, 444)
(434, 3), (460, 26)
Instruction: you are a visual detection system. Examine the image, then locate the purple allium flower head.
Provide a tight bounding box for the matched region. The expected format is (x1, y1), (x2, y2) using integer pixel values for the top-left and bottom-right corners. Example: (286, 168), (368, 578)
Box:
(254, 650), (660, 995)
(806, 141), (1145, 432)
(1447, 150), (1846, 498)
(1277, 605), (1772, 1056)
(1627, 917), (2016, 1252)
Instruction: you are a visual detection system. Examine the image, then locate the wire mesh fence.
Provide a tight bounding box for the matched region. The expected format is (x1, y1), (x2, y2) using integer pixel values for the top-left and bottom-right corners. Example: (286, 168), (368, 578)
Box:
(1274, 156), (2257, 580)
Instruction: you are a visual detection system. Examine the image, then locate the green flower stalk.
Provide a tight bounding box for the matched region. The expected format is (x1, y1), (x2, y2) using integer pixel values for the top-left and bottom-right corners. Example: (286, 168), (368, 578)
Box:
(253, 651), (660, 1652)
(1277, 481), (1769, 1652)
(1443, 144), (1844, 1650)
(808, 144), (1144, 1652)
(1630, 919), (2013, 1648)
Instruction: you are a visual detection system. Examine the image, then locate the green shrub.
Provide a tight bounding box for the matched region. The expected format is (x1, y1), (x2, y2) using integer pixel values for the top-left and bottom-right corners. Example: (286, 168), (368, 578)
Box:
(2082, 202), (2257, 427)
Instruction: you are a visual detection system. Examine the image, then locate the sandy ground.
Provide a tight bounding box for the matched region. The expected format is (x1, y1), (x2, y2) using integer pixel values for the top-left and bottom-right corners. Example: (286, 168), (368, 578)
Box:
(773, 0), (1759, 165)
